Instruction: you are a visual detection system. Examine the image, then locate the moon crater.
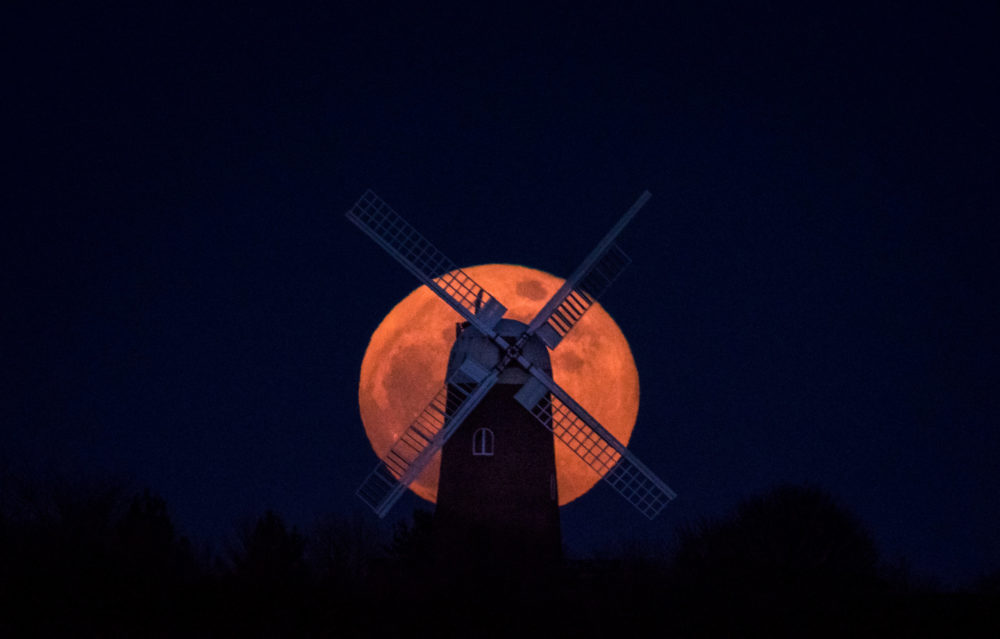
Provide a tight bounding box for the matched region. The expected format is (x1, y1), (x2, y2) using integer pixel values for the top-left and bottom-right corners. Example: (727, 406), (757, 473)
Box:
(515, 278), (549, 300)
(554, 351), (585, 373)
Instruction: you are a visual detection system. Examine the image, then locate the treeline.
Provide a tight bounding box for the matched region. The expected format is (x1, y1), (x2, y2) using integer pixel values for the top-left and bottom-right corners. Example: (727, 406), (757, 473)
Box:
(0, 476), (996, 637)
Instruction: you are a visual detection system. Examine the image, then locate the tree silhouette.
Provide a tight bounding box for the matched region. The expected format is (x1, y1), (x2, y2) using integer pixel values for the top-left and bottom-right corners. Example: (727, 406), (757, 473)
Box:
(117, 489), (189, 574)
(223, 510), (310, 634)
(0, 474), (199, 635)
(231, 509), (307, 586)
(307, 511), (385, 588)
(670, 484), (882, 634)
(386, 507), (435, 571)
(3, 471), (994, 636)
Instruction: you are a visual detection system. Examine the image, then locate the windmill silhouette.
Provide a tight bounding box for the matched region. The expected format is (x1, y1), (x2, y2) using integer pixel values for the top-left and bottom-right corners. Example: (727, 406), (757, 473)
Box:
(347, 190), (675, 563)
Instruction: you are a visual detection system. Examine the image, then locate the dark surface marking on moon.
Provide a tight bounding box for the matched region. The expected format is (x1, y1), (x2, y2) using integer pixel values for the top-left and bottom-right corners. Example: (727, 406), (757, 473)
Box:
(516, 278), (548, 301)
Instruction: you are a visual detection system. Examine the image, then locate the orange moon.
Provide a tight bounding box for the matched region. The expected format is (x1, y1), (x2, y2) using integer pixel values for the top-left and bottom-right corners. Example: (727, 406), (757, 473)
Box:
(358, 264), (639, 506)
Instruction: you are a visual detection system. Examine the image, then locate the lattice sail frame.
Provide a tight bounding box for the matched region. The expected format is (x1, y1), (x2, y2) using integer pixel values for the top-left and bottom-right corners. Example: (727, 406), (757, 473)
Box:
(524, 191), (649, 349)
(347, 190), (507, 335)
(357, 371), (499, 518)
(514, 373), (676, 520)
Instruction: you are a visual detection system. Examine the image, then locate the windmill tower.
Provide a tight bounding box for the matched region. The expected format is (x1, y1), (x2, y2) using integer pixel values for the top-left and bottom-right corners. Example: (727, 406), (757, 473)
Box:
(347, 190), (676, 569)
(434, 315), (562, 569)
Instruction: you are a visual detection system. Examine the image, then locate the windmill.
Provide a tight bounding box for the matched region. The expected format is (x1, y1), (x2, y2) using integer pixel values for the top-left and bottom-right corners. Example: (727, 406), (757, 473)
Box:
(346, 190), (676, 563)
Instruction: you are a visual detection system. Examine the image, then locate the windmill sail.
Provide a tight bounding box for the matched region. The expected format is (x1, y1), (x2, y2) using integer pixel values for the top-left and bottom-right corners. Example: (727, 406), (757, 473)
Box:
(346, 190), (508, 336)
(357, 366), (500, 518)
(514, 372), (676, 519)
(524, 190), (650, 349)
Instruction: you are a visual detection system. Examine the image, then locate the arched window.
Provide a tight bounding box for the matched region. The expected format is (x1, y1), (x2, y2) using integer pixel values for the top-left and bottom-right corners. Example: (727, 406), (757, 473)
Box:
(472, 428), (494, 456)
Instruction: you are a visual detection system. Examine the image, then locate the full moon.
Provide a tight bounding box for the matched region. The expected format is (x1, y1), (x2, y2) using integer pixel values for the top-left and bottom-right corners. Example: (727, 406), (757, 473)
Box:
(358, 264), (639, 506)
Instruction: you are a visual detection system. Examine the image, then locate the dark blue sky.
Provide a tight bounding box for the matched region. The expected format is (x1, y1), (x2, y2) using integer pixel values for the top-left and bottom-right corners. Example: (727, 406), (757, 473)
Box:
(3, 3), (998, 587)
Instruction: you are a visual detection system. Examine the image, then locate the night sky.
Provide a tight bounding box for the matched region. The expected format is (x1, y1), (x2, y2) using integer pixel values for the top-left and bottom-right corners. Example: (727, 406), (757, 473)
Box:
(4, 3), (998, 588)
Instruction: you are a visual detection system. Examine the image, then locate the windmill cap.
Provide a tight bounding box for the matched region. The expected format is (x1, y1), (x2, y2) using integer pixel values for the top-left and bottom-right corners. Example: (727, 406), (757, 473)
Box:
(448, 319), (552, 384)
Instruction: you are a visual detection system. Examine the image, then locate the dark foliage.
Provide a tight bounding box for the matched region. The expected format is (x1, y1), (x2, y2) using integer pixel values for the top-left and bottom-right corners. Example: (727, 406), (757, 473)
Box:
(386, 507), (435, 570)
(306, 511), (384, 588)
(1, 476), (997, 637)
(669, 484), (881, 635)
(0, 476), (201, 635)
